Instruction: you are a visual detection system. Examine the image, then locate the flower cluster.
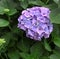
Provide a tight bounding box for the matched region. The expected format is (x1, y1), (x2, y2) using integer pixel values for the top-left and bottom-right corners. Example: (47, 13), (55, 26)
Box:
(18, 7), (53, 41)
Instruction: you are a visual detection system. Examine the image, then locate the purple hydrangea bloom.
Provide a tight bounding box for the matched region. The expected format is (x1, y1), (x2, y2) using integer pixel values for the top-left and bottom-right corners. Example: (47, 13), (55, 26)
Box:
(18, 7), (53, 41)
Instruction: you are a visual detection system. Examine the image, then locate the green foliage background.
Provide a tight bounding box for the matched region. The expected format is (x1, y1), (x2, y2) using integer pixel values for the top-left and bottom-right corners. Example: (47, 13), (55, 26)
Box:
(0, 0), (60, 59)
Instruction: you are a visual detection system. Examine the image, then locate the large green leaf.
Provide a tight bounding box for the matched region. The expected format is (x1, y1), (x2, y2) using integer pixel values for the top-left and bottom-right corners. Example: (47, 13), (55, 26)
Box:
(50, 51), (60, 59)
(50, 54), (60, 59)
(0, 0), (17, 15)
(53, 37), (60, 47)
(53, 0), (59, 4)
(0, 32), (12, 53)
(44, 40), (51, 51)
(8, 50), (20, 59)
(20, 52), (31, 59)
(52, 24), (60, 37)
(20, 0), (28, 9)
(39, 56), (49, 59)
(17, 38), (30, 52)
(52, 24), (60, 47)
(0, 0), (17, 9)
(30, 42), (44, 59)
(6, 9), (17, 16)
(50, 8), (60, 24)
(0, 19), (9, 27)
(20, 52), (40, 59)
(0, 6), (5, 14)
(28, 0), (44, 6)
(45, 3), (58, 10)
(58, 0), (60, 7)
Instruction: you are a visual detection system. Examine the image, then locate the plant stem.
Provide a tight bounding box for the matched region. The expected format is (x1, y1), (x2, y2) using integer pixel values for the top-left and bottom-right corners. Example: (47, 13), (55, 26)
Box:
(8, 16), (12, 31)
(46, 0), (49, 4)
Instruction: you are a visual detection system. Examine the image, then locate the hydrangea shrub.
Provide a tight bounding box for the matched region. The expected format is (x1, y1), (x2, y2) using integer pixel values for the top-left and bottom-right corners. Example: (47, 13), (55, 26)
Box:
(0, 0), (60, 59)
(18, 7), (53, 40)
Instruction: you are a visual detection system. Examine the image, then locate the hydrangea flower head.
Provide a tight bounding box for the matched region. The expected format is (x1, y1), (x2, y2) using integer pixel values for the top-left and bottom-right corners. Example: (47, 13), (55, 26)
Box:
(18, 7), (53, 41)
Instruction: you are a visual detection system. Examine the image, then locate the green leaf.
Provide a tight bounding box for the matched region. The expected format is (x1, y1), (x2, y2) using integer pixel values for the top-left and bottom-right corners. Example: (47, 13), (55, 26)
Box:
(43, 56), (49, 59)
(4, 9), (10, 12)
(0, 32), (12, 53)
(28, 0), (44, 6)
(0, 38), (6, 52)
(53, 37), (60, 47)
(40, 56), (49, 59)
(0, 19), (9, 27)
(0, 38), (6, 46)
(20, 0), (28, 9)
(58, 0), (60, 7)
(50, 51), (60, 59)
(52, 24), (60, 47)
(19, 0), (24, 2)
(6, 9), (17, 16)
(12, 27), (23, 35)
(50, 54), (60, 59)
(30, 42), (44, 59)
(17, 39), (30, 52)
(20, 52), (40, 59)
(53, 0), (59, 4)
(0, 0), (17, 15)
(8, 50), (20, 59)
(0, 6), (5, 14)
(46, 0), (49, 4)
(44, 40), (51, 51)
(52, 24), (60, 37)
(50, 8), (60, 24)
(20, 52), (30, 59)
(0, 0), (17, 8)
(44, 3), (58, 10)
